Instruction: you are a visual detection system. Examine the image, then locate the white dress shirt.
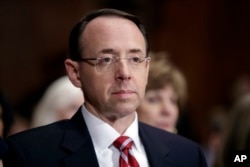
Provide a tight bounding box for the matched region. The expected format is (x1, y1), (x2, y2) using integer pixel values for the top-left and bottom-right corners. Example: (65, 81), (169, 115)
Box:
(81, 105), (149, 167)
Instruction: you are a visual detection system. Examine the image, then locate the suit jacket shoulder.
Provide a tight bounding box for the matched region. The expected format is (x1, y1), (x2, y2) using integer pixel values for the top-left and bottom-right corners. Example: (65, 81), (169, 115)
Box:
(139, 122), (207, 167)
(3, 110), (99, 167)
(3, 120), (69, 166)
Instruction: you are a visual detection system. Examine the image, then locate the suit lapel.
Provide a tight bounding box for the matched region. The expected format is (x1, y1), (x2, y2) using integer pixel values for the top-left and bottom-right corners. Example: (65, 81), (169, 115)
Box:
(139, 123), (171, 167)
(60, 109), (171, 167)
(61, 108), (99, 167)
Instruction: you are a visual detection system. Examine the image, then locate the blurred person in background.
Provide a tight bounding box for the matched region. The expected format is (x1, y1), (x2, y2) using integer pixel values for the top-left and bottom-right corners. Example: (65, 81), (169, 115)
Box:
(0, 91), (14, 138)
(201, 106), (228, 167)
(0, 137), (7, 167)
(0, 91), (13, 167)
(228, 74), (250, 105)
(30, 75), (84, 128)
(215, 93), (250, 167)
(137, 51), (188, 133)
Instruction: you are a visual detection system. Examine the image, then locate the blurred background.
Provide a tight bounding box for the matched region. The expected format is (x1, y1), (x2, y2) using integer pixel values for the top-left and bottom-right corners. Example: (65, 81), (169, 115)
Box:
(0, 0), (250, 144)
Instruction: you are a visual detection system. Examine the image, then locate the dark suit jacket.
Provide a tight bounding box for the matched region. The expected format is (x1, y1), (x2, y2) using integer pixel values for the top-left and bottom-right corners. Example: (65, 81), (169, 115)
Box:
(0, 137), (8, 159)
(3, 108), (207, 167)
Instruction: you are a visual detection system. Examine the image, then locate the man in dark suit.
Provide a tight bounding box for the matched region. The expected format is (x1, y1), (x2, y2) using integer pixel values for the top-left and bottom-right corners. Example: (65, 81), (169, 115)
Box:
(3, 8), (207, 167)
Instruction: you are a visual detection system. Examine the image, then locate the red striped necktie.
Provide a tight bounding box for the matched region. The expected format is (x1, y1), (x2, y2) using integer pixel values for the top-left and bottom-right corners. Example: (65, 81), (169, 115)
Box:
(113, 136), (140, 167)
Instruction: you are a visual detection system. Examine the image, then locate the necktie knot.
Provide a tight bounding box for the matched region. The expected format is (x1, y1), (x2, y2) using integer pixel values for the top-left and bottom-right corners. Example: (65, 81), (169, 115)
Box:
(113, 136), (140, 167)
(113, 136), (133, 151)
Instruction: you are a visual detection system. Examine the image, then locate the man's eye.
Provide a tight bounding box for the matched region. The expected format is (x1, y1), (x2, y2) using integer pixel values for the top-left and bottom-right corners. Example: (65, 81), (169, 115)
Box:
(131, 56), (141, 63)
(100, 57), (112, 64)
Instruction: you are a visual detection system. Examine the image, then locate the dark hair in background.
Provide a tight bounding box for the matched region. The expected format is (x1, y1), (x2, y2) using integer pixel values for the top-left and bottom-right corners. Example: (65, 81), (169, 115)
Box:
(215, 94), (250, 167)
(69, 8), (149, 61)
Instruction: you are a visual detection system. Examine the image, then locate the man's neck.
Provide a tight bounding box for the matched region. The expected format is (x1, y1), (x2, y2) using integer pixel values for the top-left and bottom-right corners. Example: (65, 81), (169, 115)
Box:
(84, 102), (136, 134)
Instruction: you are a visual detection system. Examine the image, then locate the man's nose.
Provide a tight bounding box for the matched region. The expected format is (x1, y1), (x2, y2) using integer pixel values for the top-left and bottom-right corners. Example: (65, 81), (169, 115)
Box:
(115, 59), (131, 80)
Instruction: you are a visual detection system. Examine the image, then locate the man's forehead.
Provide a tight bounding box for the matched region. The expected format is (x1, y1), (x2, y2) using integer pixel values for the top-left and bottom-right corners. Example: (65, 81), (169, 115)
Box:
(84, 16), (136, 31)
(81, 16), (145, 44)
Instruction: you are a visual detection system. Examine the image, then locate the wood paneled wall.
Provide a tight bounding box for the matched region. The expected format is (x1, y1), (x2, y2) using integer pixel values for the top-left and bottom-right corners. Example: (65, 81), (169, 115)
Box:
(1, 0), (250, 142)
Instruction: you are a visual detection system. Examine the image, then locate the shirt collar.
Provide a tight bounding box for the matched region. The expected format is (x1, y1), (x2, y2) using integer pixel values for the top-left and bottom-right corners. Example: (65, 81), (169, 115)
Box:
(81, 105), (142, 153)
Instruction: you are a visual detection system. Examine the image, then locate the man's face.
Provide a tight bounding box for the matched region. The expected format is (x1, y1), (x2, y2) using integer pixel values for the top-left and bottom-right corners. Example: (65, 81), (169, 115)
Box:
(76, 16), (149, 120)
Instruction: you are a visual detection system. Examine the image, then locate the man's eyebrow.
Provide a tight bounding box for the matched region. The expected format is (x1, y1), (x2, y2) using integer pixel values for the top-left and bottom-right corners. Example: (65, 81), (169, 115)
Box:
(99, 48), (143, 54)
(129, 48), (143, 54)
(100, 48), (115, 54)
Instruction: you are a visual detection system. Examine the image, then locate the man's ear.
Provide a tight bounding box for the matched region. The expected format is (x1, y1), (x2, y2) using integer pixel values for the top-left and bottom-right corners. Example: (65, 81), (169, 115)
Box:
(145, 59), (150, 84)
(64, 59), (82, 88)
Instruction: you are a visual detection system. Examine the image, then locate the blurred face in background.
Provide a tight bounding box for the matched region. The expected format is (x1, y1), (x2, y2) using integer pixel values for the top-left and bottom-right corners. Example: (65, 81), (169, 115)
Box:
(137, 84), (179, 133)
(56, 94), (84, 120)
